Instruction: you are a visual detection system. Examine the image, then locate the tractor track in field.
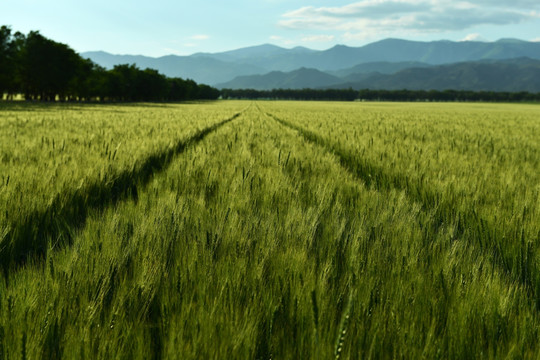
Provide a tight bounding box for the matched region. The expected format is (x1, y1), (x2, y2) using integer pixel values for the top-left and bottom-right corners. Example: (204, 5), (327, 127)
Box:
(263, 108), (540, 308)
(1, 109), (245, 274)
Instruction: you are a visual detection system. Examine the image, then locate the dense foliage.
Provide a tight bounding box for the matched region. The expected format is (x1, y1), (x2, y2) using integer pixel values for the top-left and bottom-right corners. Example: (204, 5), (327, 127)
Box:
(1, 101), (539, 358)
(357, 89), (540, 102)
(221, 88), (359, 101)
(223, 88), (540, 102)
(0, 26), (220, 102)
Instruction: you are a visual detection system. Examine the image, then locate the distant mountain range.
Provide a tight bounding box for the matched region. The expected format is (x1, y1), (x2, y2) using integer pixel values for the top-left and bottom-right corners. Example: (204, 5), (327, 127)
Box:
(217, 68), (343, 90)
(334, 58), (540, 92)
(219, 58), (540, 92)
(82, 38), (540, 92)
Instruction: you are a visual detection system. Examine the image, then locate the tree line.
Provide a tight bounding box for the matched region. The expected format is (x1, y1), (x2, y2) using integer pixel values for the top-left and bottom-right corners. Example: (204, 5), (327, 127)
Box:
(357, 89), (540, 102)
(223, 88), (540, 102)
(0, 26), (220, 102)
(221, 88), (359, 101)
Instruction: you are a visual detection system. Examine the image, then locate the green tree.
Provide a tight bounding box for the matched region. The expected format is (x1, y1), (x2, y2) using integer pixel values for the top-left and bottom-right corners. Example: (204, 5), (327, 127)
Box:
(18, 31), (80, 100)
(0, 26), (16, 98)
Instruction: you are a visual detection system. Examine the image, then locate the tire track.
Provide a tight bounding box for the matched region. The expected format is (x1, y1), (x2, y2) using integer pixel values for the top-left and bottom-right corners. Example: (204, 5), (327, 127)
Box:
(1, 110), (244, 273)
(264, 108), (540, 308)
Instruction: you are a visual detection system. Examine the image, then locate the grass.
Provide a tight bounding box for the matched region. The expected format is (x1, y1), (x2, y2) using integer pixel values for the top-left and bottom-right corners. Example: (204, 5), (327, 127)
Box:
(0, 101), (539, 359)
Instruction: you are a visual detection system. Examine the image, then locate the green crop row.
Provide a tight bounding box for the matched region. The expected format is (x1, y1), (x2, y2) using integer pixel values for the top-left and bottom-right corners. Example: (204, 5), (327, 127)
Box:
(0, 102), (247, 270)
(262, 101), (540, 302)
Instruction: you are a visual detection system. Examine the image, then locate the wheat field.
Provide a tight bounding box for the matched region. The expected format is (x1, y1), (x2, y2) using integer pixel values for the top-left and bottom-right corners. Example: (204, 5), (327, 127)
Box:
(1, 101), (539, 359)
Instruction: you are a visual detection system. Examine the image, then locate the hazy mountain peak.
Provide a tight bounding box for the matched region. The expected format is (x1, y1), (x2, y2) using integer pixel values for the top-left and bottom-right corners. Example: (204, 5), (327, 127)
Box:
(234, 43), (284, 52)
(217, 66), (342, 90)
(291, 46), (316, 53)
(329, 44), (351, 50)
(370, 38), (419, 45)
(222, 43), (285, 55)
(496, 38), (528, 44)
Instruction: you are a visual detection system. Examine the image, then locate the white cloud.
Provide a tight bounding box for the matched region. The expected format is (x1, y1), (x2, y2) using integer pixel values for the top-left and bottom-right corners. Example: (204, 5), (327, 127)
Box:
(279, 0), (540, 34)
(179, 35), (210, 49)
(301, 34), (335, 42)
(475, 0), (540, 6)
(283, 1), (429, 20)
(532, 37), (540, 42)
(460, 33), (486, 41)
(190, 34), (210, 40)
(280, 16), (341, 30)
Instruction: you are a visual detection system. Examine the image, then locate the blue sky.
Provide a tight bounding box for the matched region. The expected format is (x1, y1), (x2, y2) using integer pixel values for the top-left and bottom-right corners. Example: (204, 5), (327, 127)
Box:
(1, 0), (539, 56)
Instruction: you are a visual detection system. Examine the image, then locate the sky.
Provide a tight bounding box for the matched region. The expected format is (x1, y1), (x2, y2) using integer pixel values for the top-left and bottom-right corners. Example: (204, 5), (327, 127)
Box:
(1, 0), (539, 57)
